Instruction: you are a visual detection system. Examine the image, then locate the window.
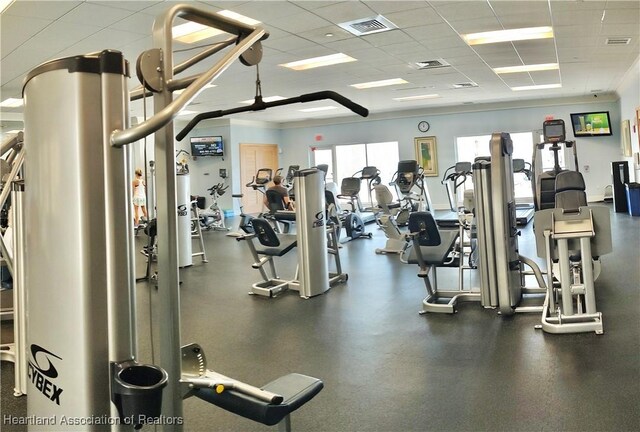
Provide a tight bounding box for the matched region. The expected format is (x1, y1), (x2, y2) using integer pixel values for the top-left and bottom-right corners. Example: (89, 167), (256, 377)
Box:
(313, 141), (400, 205)
(456, 132), (535, 200)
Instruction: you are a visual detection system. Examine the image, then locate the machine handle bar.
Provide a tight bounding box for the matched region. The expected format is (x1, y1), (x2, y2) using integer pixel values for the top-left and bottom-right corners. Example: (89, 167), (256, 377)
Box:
(176, 91), (369, 141)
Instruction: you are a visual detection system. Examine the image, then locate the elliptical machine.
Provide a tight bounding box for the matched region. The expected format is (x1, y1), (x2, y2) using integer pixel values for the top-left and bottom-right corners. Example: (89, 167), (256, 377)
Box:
(532, 119), (580, 210)
(390, 160), (433, 226)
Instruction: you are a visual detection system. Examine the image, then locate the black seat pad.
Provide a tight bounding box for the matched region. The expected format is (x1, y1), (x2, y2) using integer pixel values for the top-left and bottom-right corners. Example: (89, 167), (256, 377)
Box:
(255, 234), (297, 257)
(406, 229), (458, 265)
(192, 373), (323, 426)
(274, 210), (296, 221)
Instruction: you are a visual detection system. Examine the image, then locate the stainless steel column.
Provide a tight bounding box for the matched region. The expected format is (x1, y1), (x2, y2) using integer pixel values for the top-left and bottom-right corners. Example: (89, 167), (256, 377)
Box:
(23, 50), (132, 429)
(489, 133), (522, 314)
(11, 185), (27, 396)
(294, 169), (329, 298)
(473, 159), (498, 307)
(177, 173), (192, 267)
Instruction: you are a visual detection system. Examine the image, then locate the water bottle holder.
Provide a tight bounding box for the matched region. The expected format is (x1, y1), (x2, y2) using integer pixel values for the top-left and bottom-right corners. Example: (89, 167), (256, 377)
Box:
(111, 360), (168, 428)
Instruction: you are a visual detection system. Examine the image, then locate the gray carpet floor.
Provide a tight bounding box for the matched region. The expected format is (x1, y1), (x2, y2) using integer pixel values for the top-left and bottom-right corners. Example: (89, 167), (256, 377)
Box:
(2, 203), (639, 432)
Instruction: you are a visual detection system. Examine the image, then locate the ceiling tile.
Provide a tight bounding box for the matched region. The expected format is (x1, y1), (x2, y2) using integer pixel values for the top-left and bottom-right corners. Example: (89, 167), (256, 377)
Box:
(311, 1), (376, 23)
(448, 17), (503, 34)
(296, 25), (353, 43)
(433, 1), (496, 20)
(1, 15), (53, 58)
(360, 29), (415, 48)
(108, 11), (157, 35)
(269, 11), (331, 34)
(59, 2), (134, 27)
(294, 2), (345, 12)
(365, 1), (428, 15)
(600, 23), (640, 37)
(405, 23), (461, 44)
(263, 34), (315, 52)
(4, 1), (82, 20)
(230, 1), (306, 22)
(91, 1), (164, 12)
(382, 7), (442, 28)
(529, 70), (562, 85)
(490, 1), (550, 17)
(497, 12), (552, 29)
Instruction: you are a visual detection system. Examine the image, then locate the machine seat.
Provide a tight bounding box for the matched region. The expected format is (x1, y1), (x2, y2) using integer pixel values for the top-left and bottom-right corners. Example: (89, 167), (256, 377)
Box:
(251, 218), (297, 256)
(406, 230), (458, 265)
(405, 212), (459, 265)
(193, 373), (323, 426)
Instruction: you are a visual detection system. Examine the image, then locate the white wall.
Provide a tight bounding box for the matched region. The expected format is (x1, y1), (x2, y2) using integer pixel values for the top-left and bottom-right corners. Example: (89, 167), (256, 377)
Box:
(178, 118), (282, 214)
(280, 99), (623, 207)
(616, 55), (640, 182)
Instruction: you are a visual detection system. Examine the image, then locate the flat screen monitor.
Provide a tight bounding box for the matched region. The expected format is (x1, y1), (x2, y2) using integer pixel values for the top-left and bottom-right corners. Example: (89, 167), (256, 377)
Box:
(190, 136), (223, 156)
(570, 111), (612, 137)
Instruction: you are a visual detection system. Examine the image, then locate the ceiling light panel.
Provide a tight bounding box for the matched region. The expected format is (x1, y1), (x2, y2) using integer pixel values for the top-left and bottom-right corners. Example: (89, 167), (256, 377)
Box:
(0, 98), (23, 108)
(173, 22), (224, 44)
(393, 94), (440, 101)
(216, 10), (261, 26)
(299, 106), (338, 112)
(462, 26), (554, 45)
(351, 78), (409, 89)
(494, 63), (559, 74)
(280, 53), (357, 71)
(511, 83), (562, 91)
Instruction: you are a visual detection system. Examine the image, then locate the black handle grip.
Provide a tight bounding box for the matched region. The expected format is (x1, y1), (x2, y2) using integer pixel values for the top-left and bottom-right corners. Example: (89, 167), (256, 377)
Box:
(176, 91), (368, 141)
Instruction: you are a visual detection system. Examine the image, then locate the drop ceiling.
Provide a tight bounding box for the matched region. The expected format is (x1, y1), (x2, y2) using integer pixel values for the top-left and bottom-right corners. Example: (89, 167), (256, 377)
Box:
(1, 0), (638, 127)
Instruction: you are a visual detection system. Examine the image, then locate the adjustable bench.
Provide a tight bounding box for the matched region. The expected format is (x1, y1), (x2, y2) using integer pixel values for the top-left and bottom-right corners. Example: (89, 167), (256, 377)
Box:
(182, 344), (323, 431)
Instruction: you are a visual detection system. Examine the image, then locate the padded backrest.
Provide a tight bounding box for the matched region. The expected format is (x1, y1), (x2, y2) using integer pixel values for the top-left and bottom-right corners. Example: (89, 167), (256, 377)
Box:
(266, 189), (286, 213)
(374, 185), (394, 206)
(408, 212), (441, 247)
(251, 218), (280, 247)
(340, 177), (361, 196)
(555, 171), (585, 193)
(555, 171), (587, 213)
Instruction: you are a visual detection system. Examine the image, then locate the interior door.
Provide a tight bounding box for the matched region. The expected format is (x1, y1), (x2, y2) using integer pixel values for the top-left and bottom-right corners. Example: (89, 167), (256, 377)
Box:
(240, 143), (279, 214)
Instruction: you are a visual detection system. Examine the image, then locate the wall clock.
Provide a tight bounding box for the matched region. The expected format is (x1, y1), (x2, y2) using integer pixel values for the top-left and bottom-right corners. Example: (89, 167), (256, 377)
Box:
(418, 121), (430, 133)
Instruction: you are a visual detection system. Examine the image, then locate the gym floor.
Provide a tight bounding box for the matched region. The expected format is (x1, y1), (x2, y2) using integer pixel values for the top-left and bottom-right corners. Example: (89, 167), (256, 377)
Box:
(2, 203), (639, 432)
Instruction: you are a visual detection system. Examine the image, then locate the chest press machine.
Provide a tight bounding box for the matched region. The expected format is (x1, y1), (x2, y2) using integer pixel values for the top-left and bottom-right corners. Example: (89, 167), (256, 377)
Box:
(22, 4), (367, 431)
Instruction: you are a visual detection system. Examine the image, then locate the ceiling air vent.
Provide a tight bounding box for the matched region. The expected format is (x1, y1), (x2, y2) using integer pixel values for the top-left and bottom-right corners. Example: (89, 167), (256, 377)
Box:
(415, 59), (450, 69)
(605, 37), (631, 45)
(452, 82), (478, 89)
(338, 15), (398, 36)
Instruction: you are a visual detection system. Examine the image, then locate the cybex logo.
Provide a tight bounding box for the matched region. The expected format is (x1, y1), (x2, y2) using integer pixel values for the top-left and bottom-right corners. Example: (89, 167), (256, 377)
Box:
(313, 211), (325, 228)
(28, 344), (64, 405)
(177, 204), (188, 217)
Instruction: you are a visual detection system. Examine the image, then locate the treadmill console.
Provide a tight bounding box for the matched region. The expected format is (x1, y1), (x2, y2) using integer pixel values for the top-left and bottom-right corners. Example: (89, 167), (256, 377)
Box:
(543, 119), (566, 143)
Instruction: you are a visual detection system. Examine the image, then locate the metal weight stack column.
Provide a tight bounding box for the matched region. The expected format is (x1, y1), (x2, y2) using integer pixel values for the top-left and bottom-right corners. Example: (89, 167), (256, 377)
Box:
(472, 158), (499, 308)
(23, 50), (166, 429)
(294, 169), (329, 298)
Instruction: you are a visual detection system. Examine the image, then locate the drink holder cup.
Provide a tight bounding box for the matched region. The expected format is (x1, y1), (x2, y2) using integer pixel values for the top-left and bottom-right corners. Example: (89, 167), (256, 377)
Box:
(111, 360), (169, 429)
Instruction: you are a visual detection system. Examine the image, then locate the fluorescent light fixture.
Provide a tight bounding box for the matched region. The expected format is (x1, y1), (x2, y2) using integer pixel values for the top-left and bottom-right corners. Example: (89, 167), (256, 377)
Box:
(280, 53), (357, 71)
(177, 110), (198, 116)
(494, 63), (559, 74)
(240, 96), (286, 104)
(351, 78), (408, 89)
(0, 98), (23, 108)
(6, 130), (22, 134)
(393, 94), (440, 102)
(217, 10), (261, 26)
(174, 83), (216, 95)
(0, 0), (15, 14)
(173, 22), (223, 44)
(299, 106), (338, 112)
(511, 83), (562, 91)
(462, 26), (554, 45)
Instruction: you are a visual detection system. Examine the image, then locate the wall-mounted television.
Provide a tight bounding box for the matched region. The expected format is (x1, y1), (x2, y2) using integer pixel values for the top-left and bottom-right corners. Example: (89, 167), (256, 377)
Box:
(570, 111), (612, 137)
(190, 136), (223, 156)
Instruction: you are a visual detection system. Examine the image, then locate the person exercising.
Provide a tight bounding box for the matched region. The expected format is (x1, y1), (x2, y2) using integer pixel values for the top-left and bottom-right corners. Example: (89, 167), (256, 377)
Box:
(132, 168), (148, 227)
(264, 175), (294, 211)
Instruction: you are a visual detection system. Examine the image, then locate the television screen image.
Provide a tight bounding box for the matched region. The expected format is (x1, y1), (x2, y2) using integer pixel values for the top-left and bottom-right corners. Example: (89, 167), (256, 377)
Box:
(191, 136), (223, 156)
(570, 112), (612, 137)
